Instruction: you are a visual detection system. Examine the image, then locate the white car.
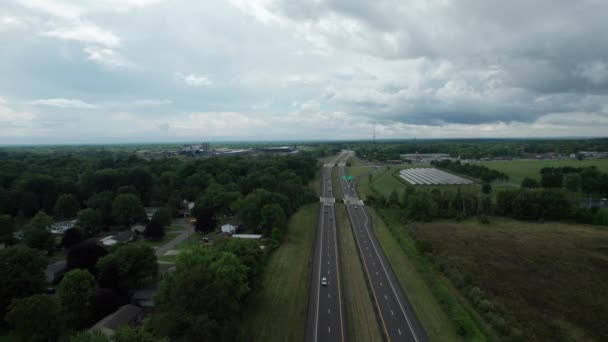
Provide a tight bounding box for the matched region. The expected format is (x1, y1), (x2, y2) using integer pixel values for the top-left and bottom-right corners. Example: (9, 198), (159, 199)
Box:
(321, 277), (328, 286)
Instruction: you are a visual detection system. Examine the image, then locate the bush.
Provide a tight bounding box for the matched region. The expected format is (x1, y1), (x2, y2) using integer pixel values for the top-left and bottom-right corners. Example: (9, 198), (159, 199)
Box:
(478, 299), (494, 312)
(144, 219), (165, 240)
(477, 215), (490, 225)
(62, 228), (85, 249)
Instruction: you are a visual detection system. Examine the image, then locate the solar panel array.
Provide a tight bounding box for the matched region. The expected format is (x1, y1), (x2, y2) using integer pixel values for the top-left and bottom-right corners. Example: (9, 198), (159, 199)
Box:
(399, 168), (473, 185)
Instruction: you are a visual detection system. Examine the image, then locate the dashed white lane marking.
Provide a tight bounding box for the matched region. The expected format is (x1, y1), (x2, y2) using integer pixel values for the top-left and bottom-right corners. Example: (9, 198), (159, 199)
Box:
(376, 271), (379, 275)
(380, 282), (383, 287)
(328, 293), (331, 298)
(398, 328), (402, 335)
(385, 295), (388, 300)
(391, 310), (394, 316)
(328, 308), (331, 314)
(329, 326), (331, 333)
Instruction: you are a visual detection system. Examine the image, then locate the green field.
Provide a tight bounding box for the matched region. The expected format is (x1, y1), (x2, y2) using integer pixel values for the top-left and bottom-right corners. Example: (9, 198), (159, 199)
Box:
(410, 218), (608, 342)
(239, 203), (318, 342)
(368, 208), (466, 342)
(335, 204), (383, 342)
(347, 166), (378, 178)
(476, 159), (608, 185)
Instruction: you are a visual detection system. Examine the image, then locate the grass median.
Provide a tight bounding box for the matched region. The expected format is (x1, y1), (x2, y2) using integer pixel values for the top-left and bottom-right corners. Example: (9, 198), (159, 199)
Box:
(240, 203), (318, 342)
(336, 204), (383, 342)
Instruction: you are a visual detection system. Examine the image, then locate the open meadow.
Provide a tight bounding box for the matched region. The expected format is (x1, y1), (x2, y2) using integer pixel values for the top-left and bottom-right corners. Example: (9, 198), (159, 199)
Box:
(409, 218), (608, 342)
(476, 159), (608, 185)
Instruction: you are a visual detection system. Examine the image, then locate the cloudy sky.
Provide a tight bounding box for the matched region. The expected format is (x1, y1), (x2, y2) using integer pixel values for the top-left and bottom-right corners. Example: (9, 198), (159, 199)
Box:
(1, 0), (608, 144)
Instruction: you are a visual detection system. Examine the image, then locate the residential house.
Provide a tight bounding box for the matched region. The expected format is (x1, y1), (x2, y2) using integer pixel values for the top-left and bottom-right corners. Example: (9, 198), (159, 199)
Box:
(48, 220), (76, 235)
(100, 230), (135, 246)
(90, 304), (143, 337)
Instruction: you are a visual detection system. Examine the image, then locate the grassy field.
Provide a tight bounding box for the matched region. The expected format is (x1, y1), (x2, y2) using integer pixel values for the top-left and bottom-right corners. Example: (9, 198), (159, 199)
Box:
(475, 159), (608, 185)
(335, 204), (383, 342)
(239, 203), (318, 342)
(332, 167), (344, 200)
(368, 167), (405, 198)
(347, 166), (378, 178)
(409, 218), (608, 342)
(368, 208), (466, 342)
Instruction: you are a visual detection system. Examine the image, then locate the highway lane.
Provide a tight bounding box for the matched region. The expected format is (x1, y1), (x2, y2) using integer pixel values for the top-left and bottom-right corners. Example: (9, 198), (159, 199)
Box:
(338, 155), (429, 342)
(306, 152), (349, 342)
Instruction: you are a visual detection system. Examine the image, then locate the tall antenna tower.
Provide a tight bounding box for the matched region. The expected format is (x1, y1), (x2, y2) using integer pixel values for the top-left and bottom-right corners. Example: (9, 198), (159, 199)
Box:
(373, 124), (376, 149)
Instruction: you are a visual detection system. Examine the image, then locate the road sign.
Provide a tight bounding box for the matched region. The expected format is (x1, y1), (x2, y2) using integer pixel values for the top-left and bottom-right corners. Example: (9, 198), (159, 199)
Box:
(342, 176), (354, 180)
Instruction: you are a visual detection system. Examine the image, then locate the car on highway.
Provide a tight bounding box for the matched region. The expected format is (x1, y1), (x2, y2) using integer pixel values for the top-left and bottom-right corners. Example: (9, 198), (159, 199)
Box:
(321, 277), (327, 286)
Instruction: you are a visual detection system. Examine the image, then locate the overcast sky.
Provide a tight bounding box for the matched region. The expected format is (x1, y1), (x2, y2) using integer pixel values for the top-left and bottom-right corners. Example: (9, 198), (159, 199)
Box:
(1, 0), (608, 144)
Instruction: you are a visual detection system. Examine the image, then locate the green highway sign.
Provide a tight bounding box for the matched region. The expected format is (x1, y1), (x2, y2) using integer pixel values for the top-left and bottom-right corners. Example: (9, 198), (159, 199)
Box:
(342, 176), (354, 180)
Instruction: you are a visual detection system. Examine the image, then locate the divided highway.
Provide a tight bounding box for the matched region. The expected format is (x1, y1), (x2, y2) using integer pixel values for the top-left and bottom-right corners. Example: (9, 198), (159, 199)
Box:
(338, 153), (429, 342)
(306, 152), (349, 342)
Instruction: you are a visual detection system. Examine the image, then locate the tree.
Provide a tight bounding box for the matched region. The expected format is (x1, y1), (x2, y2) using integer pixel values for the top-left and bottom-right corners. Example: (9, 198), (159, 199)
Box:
(144, 219), (165, 240)
(521, 177), (540, 188)
(5, 294), (63, 342)
(89, 288), (123, 324)
(77, 208), (103, 236)
(61, 228), (84, 249)
(58, 269), (96, 328)
(406, 193), (438, 221)
(194, 207), (218, 233)
(151, 207), (172, 228)
(23, 211), (55, 255)
(67, 241), (108, 274)
(260, 204), (287, 236)
(97, 243), (157, 291)
(214, 238), (265, 287)
(54, 193), (80, 219)
(0, 246), (46, 318)
(481, 182), (492, 194)
(564, 173), (582, 192)
(0, 214), (13, 244)
(86, 192), (114, 226)
(112, 194), (145, 227)
(150, 248), (248, 341)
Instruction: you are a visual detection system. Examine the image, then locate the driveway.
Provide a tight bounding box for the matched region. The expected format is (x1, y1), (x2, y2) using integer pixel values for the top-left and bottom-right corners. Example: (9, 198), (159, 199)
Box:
(154, 218), (195, 257)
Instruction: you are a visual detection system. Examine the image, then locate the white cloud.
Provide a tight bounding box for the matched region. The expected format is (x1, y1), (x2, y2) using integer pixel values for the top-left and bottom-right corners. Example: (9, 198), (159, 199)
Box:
(0, 15), (29, 31)
(176, 73), (213, 87)
(16, 0), (164, 19)
(0, 102), (35, 137)
(28, 98), (97, 109)
(128, 99), (172, 106)
(42, 23), (120, 46)
(84, 47), (135, 69)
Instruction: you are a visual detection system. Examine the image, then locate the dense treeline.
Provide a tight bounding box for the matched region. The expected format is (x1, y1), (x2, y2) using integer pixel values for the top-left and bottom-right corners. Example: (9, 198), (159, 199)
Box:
(368, 184), (608, 225)
(526, 167), (608, 196)
(432, 160), (509, 182)
(348, 138), (608, 161)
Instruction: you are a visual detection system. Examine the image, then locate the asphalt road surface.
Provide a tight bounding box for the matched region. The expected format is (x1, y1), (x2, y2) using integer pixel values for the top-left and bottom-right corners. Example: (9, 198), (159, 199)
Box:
(338, 154), (429, 342)
(306, 152), (349, 342)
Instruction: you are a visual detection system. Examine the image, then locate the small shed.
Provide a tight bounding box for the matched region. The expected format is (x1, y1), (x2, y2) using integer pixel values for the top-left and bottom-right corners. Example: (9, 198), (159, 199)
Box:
(221, 223), (238, 234)
(90, 304), (143, 337)
(45, 260), (67, 284)
(232, 234), (262, 239)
